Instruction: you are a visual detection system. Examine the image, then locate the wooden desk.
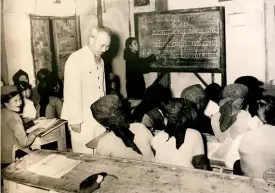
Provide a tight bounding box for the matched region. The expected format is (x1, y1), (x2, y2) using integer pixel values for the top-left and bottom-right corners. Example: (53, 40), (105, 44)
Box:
(30, 119), (67, 151)
(2, 150), (274, 193)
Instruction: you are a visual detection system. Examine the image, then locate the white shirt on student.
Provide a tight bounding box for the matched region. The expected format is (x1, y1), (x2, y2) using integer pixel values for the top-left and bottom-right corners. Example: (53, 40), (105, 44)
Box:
(151, 129), (204, 168)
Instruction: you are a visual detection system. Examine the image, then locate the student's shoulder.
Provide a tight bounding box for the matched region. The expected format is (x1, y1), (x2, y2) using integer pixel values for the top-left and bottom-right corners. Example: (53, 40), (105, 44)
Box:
(98, 132), (117, 146)
(130, 123), (152, 136)
(186, 128), (202, 140)
(66, 47), (86, 62)
(1, 108), (22, 122)
(49, 96), (62, 102)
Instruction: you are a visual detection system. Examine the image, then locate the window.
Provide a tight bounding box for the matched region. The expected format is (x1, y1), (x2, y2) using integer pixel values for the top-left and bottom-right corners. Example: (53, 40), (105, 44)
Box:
(30, 15), (81, 80)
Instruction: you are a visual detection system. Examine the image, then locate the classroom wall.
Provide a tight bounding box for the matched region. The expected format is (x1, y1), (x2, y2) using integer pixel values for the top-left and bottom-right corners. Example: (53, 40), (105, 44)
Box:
(166, 0), (267, 96)
(1, 8), (9, 85)
(3, 0), (273, 97)
(265, 0), (275, 81)
(3, 0), (130, 97)
(128, 0), (269, 97)
(3, 0), (75, 86)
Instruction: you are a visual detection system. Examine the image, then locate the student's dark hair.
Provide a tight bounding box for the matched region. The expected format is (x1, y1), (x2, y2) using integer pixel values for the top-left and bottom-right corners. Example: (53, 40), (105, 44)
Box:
(204, 83), (223, 104)
(1, 91), (20, 105)
(256, 95), (275, 125)
(123, 37), (137, 60)
(37, 68), (51, 82)
(235, 76), (265, 115)
(131, 84), (171, 122)
(38, 73), (62, 117)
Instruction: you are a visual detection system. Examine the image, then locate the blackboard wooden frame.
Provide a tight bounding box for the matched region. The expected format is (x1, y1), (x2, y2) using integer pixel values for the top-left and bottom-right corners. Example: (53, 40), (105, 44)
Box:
(134, 6), (226, 86)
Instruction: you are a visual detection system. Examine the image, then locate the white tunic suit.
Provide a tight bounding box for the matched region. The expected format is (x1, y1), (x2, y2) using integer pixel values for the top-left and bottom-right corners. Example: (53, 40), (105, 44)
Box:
(61, 45), (106, 153)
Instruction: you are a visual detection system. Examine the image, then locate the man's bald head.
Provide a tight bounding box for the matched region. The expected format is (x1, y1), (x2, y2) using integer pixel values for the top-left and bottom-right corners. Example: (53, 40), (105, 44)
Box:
(89, 27), (112, 59)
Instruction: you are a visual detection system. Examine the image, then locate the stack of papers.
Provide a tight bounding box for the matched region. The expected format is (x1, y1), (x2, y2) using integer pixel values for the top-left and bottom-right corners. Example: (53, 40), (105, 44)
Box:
(26, 119), (57, 133)
(27, 154), (81, 178)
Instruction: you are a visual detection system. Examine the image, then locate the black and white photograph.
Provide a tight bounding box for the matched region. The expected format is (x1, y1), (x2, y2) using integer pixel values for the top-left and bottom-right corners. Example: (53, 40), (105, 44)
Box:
(1, 0), (275, 193)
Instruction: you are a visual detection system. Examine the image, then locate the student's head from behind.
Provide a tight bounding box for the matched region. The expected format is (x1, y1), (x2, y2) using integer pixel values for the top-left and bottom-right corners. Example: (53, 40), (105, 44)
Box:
(255, 95), (275, 125)
(91, 95), (142, 155)
(1, 85), (22, 112)
(37, 68), (51, 84)
(12, 69), (29, 85)
(89, 27), (112, 59)
(91, 95), (129, 130)
(16, 81), (32, 99)
(204, 83), (223, 104)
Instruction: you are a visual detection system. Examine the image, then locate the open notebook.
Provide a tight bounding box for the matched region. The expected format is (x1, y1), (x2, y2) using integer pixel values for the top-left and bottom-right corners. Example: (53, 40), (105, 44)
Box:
(26, 119), (67, 137)
(27, 154), (81, 178)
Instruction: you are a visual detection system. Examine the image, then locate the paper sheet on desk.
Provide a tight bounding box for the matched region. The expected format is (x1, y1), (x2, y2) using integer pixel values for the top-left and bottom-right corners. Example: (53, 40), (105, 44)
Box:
(27, 154), (81, 178)
(26, 119), (57, 133)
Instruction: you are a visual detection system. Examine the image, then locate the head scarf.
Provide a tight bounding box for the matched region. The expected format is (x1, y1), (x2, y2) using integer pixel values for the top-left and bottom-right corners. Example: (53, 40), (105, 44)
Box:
(1, 85), (18, 95)
(16, 81), (31, 91)
(180, 84), (207, 111)
(91, 95), (142, 155)
(222, 83), (248, 100)
(12, 69), (29, 85)
(217, 84), (248, 133)
(1, 85), (19, 104)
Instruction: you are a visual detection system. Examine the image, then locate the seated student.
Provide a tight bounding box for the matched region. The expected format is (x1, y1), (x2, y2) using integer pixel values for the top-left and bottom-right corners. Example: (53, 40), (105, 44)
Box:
(210, 83), (250, 140)
(36, 74), (63, 119)
(133, 84), (171, 123)
(237, 95), (275, 179)
(141, 107), (167, 133)
(151, 99), (210, 170)
(31, 68), (52, 106)
(108, 73), (131, 114)
(180, 84), (213, 135)
(234, 76), (264, 116)
(16, 81), (36, 119)
(204, 84), (264, 169)
(1, 85), (43, 164)
(90, 95), (155, 162)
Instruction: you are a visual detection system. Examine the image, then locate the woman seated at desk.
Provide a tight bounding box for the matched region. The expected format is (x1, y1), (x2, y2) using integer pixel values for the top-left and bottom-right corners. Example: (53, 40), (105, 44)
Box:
(151, 99), (210, 170)
(36, 73), (63, 119)
(90, 95), (155, 162)
(237, 95), (275, 179)
(1, 86), (43, 165)
(204, 83), (265, 169)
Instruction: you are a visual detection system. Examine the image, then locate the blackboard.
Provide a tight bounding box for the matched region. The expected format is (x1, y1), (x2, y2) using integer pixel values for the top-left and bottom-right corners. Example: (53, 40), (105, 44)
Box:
(134, 6), (226, 73)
